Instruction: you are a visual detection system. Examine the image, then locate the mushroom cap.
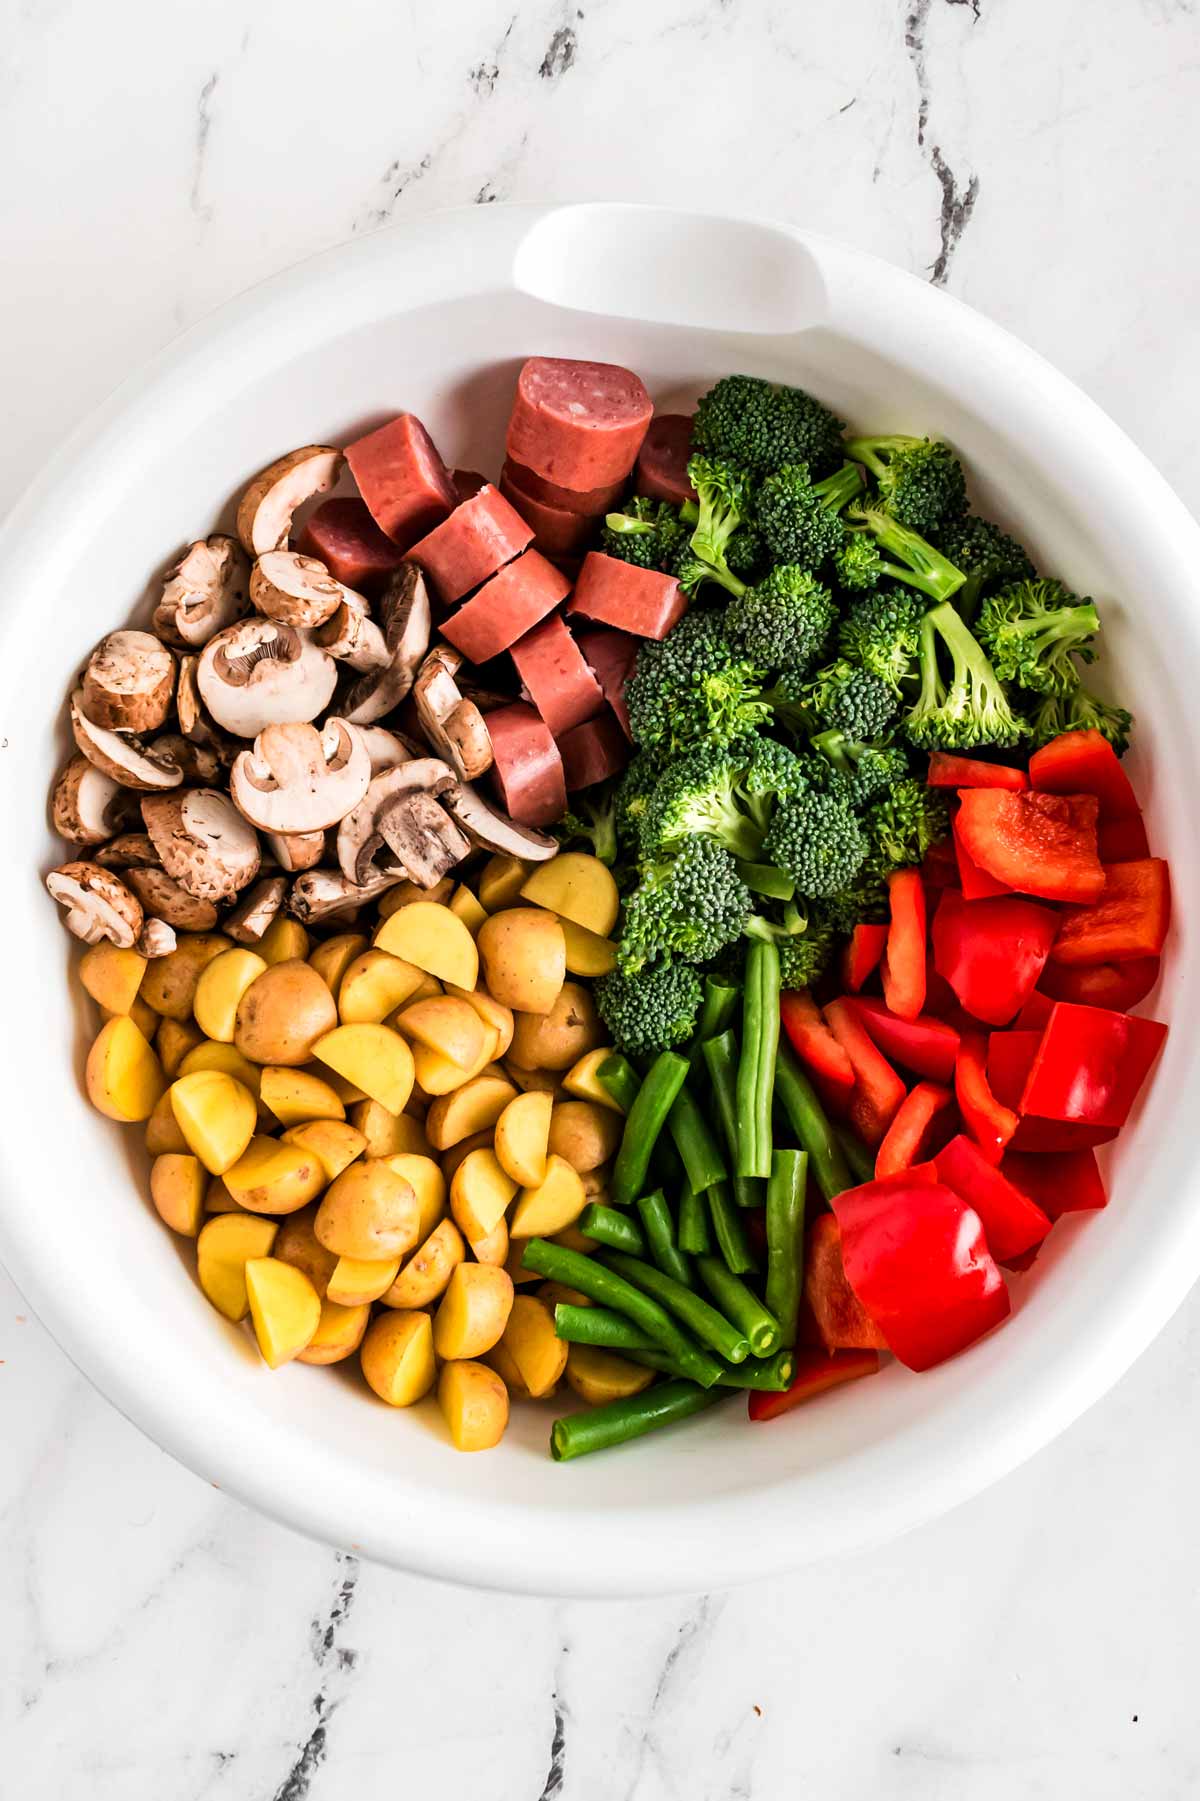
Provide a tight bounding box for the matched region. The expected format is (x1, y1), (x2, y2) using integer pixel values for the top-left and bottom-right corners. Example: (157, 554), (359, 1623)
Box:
(123, 864), (221, 931)
(441, 781), (558, 861)
(70, 692), (184, 792)
(286, 866), (406, 925)
(377, 790), (471, 889)
(150, 732), (223, 785)
(224, 875), (289, 943)
(236, 445), (344, 558)
(229, 718), (372, 834)
(250, 551), (350, 629)
(341, 565), (432, 726)
(313, 602), (390, 672)
(137, 918), (178, 958)
(142, 787), (262, 903)
(266, 829), (327, 873)
(412, 646), (494, 781)
(357, 726), (418, 776)
(46, 860), (143, 948)
(154, 535), (250, 649)
(196, 619), (337, 737)
(93, 832), (160, 869)
(81, 630), (176, 734)
(335, 757), (457, 886)
(51, 755), (135, 846)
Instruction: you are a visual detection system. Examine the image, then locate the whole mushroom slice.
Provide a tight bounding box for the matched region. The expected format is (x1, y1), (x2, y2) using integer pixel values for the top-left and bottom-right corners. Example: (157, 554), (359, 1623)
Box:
(357, 725), (418, 775)
(267, 829), (327, 873)
(70, 692), (183, 792)
(224, 875), (289, 944)
(153, 536), (250, 648)
(142, 788), (262, 903)
(412, 645), (494, 782)
(52, 755), (137, 846)
(137, 919), (177, 959)
(378, 792), (471, 889)
(250, 551), (358, 629)
(80, 630), (176, 734)
(236, 445), (344, 558)
(124, 865), (220, 931)
(93, 832), (160, 869)
(287, 866), (406, 925)
(197, 619), (337, 738)
(45, 860), (143, 949)
(229, 718), (372, 834)
(441, 781), (558, 862)
(314, 601), (390, 672)
(342, 564), (432, 727)
(335, 758), (457, 886)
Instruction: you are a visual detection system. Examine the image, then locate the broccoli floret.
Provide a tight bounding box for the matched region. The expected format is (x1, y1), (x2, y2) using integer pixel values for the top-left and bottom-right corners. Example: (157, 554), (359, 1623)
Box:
(725, 565), (836, 677)
(726, 522), (768, 583)
(600, 497), (689, 572)
(693, 374), (845, 479)
(614, 753), (658, 855)
(976, 578), (1100, 696)
(756, 462), (865, 569)
(637, 744), (767, 863)
(776, 915), (835, 990)
(837, 589), (926, 693)
(808, 729), (911, 809)
(555, 782), (618, 865)
(803, 660), (900, 742)
(820, 876), (889, 936)
(757, 669), (813, 737)
(935, 514), (1035, 592)
(844, 436), (967, 533)
(863, 779), (950, 879)
(904, 601), (1027, 750)
(624, 611), (770, 752)
(1028, 683), (1134, 756)
(837, 505), (966, 604)
(595, 961), (704, 1057)
(673, 455), (757, 599)
(618, 837), (750, 973)
(763, 790), (868, 899)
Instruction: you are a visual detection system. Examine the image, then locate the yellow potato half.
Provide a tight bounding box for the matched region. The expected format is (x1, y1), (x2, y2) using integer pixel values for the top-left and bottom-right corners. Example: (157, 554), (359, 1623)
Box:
(445, 985), (515, 1058)
(280, 1119), (366, 1184)
(509, 1155), (587, 1239)
(521, 853), (619, 937)
(377, 876), (453, 918)
(562, 1048), (623, 1113)
(374, 901), (479, 991)
(469, 1215), (509, 1267)
(313, 1023), (414, 1115)
(360, 1310), (436, 1407)
(245, 1257), (321, 1368)
(315, 1159), (419, 1261)
(296, 1298), (370, 1365)
(257, 917), (310, 966)
(450, 1148), (518, 1244)
(326, 1254), (402, 1306)
(448, 885), (488, 933)
(381, 1218), (464, 1310)
(86, 1015), (166, 1123)
(139, 934), (231, 1021)
(145, 1089), (190, 1155)
(476, 909), (565, 1015)
(547, 1101), (623, 1174)
(565, 1344), (655, 1405)
(197, 1213), (279, 1321)
(486, 1337), (532, 1401)
(177, 1040), (263, 1101)
(260, 1066), (346, 1128)
(349, 1099), (429, 1160)
(438, 1360), (508, 1451)
(501, 1295), (568, 1398)
(193, 948), (268, 1043)
(234, 959), (338, 1067)
(424, 1075), (517, 1151)
(440, 1129), (494, 1186)
(558, 917), (618, 979)
(170, 1070), (258, 1174)
(432, 1262), (514, 1361)
(478, 853), (530, 912)
(149, 1153), (206, 1236)
(273, 1205), (338, 1298)
(510, 983), (602, 1073)
(493, 1090), (553, 1187)
(382, 1153), (445, 1241)
(155, 1017), (206, 1079)
(410, 1026), (498, 1097)
(79, 942), (147, 1016)
(395, 996), (487, 1070)
(337, 948), (427, 1024)
(308, 931), (368, 999)
(223, 1135), (327, 1215)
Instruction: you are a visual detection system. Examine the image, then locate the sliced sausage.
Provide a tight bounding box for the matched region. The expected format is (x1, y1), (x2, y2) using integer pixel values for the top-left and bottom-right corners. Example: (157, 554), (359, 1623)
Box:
(558, 709), (630, 792)
(567, 551), (686, 642)
(345, 414), (458, 548)
(406, 485), (534, 605)
(297, 499), (407, 591)
(635, 414), (697, 507)
(499, 469), (597, 559)
(575, 624), (640, 741)
(506, 358), (653, 491)
(510, 614), (604, 737)
(501, 457), (627, 517)
(452, 468), (488, 502)
(486, 702), (567, 827)
(440, 550), (571, 665)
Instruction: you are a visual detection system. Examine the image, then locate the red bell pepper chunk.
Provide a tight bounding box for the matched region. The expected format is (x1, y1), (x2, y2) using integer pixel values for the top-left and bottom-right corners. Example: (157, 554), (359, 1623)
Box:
(1015, 989), (1055, 1030)
(919, 836), (961, 890)
(953, 817), (1012, 900)
(842, 921), (889, 993)
(823, 998), (908, 1147)
(934, 1132), (1052, 1263)
(923, 967), (976, 1031)
(1001, 1147), (1107, 1219)
(1029, 728), (1139, 822)
(1004, 1245), (1042, 1274)
(931, 889), (1059, 1027)
(779, 989), (856, 1100)
(927, 752), (1028, 791)
(881, 867), (927, 1021)
(955, 1030), (1018, 1165)
(1039, 956), (1161, 1014)
(875, 1081), (955, 1178)
(831, 1177), (1011, 1371)
(849, 997), (960, 1084)
(985, 1030), (1042, 1110)
(748, 1347), (882, 1421)
(800, 1213), (890, 1352)
(955, 789), (1105, 903)
(1098, 813), (1150, 862)
(1049, 859), (1171, 967)
(1019, 1001), (1168, 1130)
(1010, 1117), (1119, 1153)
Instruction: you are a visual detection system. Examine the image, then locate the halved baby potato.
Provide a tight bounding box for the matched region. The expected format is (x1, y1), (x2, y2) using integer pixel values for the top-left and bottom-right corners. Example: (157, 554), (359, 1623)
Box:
(177, 1040), (263, 1101)
(360, 1310), (436, 1407)
(205, 1174), (244, 1214)
(280, 1119), (366, 1183)
(349, 1098), (429, 1160)
(223, 1134), (326, 1215)
(197, 1212), (279, 1320)
(374, 901), (478, 991)
(395, 996), (487, 1070)
(308, 931), (368, 999)
(257, 916), (310, 966)
(476, 909), (565, 1016)
(140, 934), (231, 1021)
(149, 1152), (206, 1236)
(381, 1217), (464, 1310)
(260, 1065), (346, 1128)
(145, 1088), (190, 1155)
(501, 1295), (568, 1398)
(245, 1257), (321, 1367)
(314, 1158), (419, 1261)
(378, 876), (454, 919)
(547, 1101), (622, 1174)
(326, 1254), (401, 1306)
(448, 885), (488, 934)
(296, 1298), (370, 1365)
(438, 1360), (509, 1451)
(337, 948), (427, 1024)
(520, 853), (619, 938)
(558, 916), (618, 979)
(509, 1155), (587, 1239)
(234, 959), (338, 1067)
(169, 1070), (258, 1174)
(432, 1263), (514, 1361)
(383, 1152), (445, 1241)
(565, 1343), (654, 1405)
(424, 1074), (517, 1151)
(445, 985), (514, 1059)
(193, 948), (268, 1043)
(562, 1047), (624, 1113)
(79, 942), (147, 1016)
(156, 1017), (206, 1080)
(510, 982), (602, 1073)
(477, 853), (530, 912)
(410, 1026), (498, 1097)
(97, 994), (159, 1040)
(493, 1090), (553, 1187)
(450, 1148), (517, 1244)
(86, 1015), (166, 1122)
(486, 1337), (532, 1401)
(440, 1128), (494, 1186)
(273, 1204), (338, 1298)
(469, 1215), (509, 1267)
(313, 1023), (414, 1115)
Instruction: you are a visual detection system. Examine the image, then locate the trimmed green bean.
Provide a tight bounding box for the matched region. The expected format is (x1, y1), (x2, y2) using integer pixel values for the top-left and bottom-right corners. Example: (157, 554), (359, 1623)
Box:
(600, 1250), (750, 1364)
(706, 1179), (758, 1275)
(668, 1082), (727, 1195)
(834, 1122), (875, 1185)
(521, 1239), (722, 1387)
(596, 1052), (641, 1115)
(774, 1042), (851, 1201)
(765, 1149), (807, 1348)
(696, 1255), (782, 1357)
(630, 1347), (797, 1391)
(578, 1203), (648, 1258)
(736, 861), (796, 902)
(550, 1380), (728, 1461)
(689, 976), (742, 1068)
(636, 1190), (693, 1287)
(553, 1304), (656, 1351)
(702, 1030), (764, 1210)
(735, 940), (781, 1179)
(611, 1051), (689, 1207)
(677, 1186), (712, 1255)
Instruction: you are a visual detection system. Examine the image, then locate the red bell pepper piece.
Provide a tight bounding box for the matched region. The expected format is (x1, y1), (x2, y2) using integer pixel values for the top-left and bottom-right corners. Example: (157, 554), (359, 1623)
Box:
(1098, 813), (1150, 862)
(800, 1213), (890, 1352)
(932, 890), (1059, 1027)
(831, 1177), (1011, 1371)
(934, 1132), (1051, 1263)
(849, 997), (960, 1084)
(1002, 1147), (1107, 1219)
(823, 998), (908, 1147)
(1019, 1001), (1168, 1130)
(919, 836), (961, 890)
(842, 922), (889, 992)
(927, 752), (1028, 791)
(748, 1347), (882, 1421)
(1010, 1117), (1119, 1153)
(875, 1081), (955, 1177)
(779, 990), (855, 1100)
(985, 1030), (1042, 1110)
(923, 967), (975, 1031)
(955, 789), (1105, 903)
(1049, 859), (1171, 967)
(1029, 728), (1139, 821)
(953, 818), (1012, 900)
(1039, 956), (1161, 1013)
(1015, 989), (1055, 1030)
(955, 1030), (1018, 1164)
(881, 867), (927, 1021)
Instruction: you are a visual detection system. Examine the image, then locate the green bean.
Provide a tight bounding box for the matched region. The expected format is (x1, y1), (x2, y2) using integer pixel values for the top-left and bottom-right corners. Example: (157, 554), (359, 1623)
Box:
(650, 1132), (686, 1193)
(611, 1051), (689, 1207)
(689, 976), (742, 1068)
(636, 1190), (693, 1287)
(765, 1149), (807, 1348)
(677, 1187), (712, 1255)
(667, 1082), (727, 1195)
(735, 940), (781, 1179)
(735, 861), (796, 902)
(596, 1052), (641, 1116)
(706, 1179), (758, 1275)
(833, 1122), (875, 1185)
(521, 1239), (722, 1387)
(629, 1348), (797, 1391)
(600, 1250), (750, 1364)
(553, 1304), (656, 1351)
(578, 1203), (648, 1257)
(702, 1030), (764, 1210)
(696, 1255), (781, 1357)
(550, 1380), (728, 1461)
(774, 1042), (851, 1201)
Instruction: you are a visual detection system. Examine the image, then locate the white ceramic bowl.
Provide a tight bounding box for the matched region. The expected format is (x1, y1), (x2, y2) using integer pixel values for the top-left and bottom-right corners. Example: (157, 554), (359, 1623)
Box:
(2, 204), (1197, 1596)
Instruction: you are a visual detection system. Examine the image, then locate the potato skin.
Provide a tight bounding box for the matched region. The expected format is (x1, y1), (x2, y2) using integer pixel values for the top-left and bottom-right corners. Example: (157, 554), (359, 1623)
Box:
(510, 983), (602, 1072)
(315, 1159), (420, 1260)
(546, 1101), (623, 1174)
(274, 1205), (339, 1299)
(235, 959), (337, 1066)
(476, 909), (565, 1015)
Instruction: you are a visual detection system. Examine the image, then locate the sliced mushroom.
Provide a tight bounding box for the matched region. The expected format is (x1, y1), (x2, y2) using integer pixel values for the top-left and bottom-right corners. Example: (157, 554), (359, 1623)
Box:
(224, 875), (289, 944)
(141, 788), (262, 902)
(151, 732), (223, 785)
(441, 781), (558, 861)
(124, 865), (220, 931)
(287, 866), (406, 925)
(70, 692), (183, 792)
(80, 631), (176, 734)
(356, 726), (417, 776)
(93, 832), (160, 869)
(51, 755), (136, 846)
(153, 536), (250, 648)
(335, 758), (457, 886)
(412, 645), (494, 781)
(137, 918), (177, 959)
(250, 551), (355, 629)
(229, 719), (372, 834)
(45, 860), (143, 948)
(314, 601), (390, 672)
(197, 619), (337, 738)
(377, 791), (471, 889)
(267, 829), (327, 874)
(236, 445), (344, 558)
(342, 565), (432, 726)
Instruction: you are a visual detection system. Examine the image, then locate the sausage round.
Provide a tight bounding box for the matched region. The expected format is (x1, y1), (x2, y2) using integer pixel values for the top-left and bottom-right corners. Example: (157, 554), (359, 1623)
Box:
(558, 710), (630, 792)
(506, 358), (653, 491)
(406, 485), (534, 604)
(499, 469), (597, 558)
(486, 703), (568, 828)
(635, 414), (697, 507)
(345, 413), (458, 548)
(567, 551), (687, 642)
(510, 614), (604, 737)
(501, 458), (627, 518)
(575, 624), (640, 740)
(439, 550), (572, 664)
(298, 499), (406, 591)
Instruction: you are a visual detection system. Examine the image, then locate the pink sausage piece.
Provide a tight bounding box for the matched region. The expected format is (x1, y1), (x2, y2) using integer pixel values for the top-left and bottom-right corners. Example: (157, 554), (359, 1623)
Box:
(567, 551), (687, 642)
(406, 485), (534, 605)
(506, 357), (653, 491)
(486, 702), (568, 828)
(575, 624), (640, 741)
(635, 414), (697, 507)
(439, 549), (572, 665)
(510, 613), (605, 738)
(502, 457), (627, 518)
(499, 469), (597, 559)
(558, 709), (631, 793)
(297, 499), (406, 591)
(345, 413), (458, 548)
(452, 468), (488, 502)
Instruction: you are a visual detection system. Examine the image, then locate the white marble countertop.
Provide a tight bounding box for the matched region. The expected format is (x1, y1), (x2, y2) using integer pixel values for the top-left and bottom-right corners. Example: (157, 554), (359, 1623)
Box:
(4, 1), (1200, 1795)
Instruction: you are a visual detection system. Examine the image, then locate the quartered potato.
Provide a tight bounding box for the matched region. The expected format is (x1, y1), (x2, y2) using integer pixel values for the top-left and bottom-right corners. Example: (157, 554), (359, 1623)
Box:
(259, 1066), (346, 1128)
(245, 1257), (321, 1368)
(509, 1155), (587, 1239)
(476, 909), (564, 1015)
(79, 942), (147, 1016)
(382, 1218), (465, 1310)
(280, 1119), (365, 1183)
(223, 1134), (326, 1215)
(424, 1074), (516, 1150)
(86, 1016), (165, 1122)
(197, 1213), (279, 1321)
(149, 1153), (206, 1236)
(361, 1311), (437, 1407)
(493, 1090), (553, 1187)
(170, 1070), (258, 1174)
(297, 1298), (370, 1366)
(438, 1361), (508, 1451)
(337, 948), (426, 1024)
(313, 1023), (414, 1115)
(373, 901), (479, 991)
(520, 853), (619, 938)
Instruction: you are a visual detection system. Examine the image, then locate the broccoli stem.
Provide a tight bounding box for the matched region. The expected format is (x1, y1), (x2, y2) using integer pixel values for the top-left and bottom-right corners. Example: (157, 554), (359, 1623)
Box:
(604, 511), (656, 536)
(813, 462), (866, 511)
(851, 505), (965, 602)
